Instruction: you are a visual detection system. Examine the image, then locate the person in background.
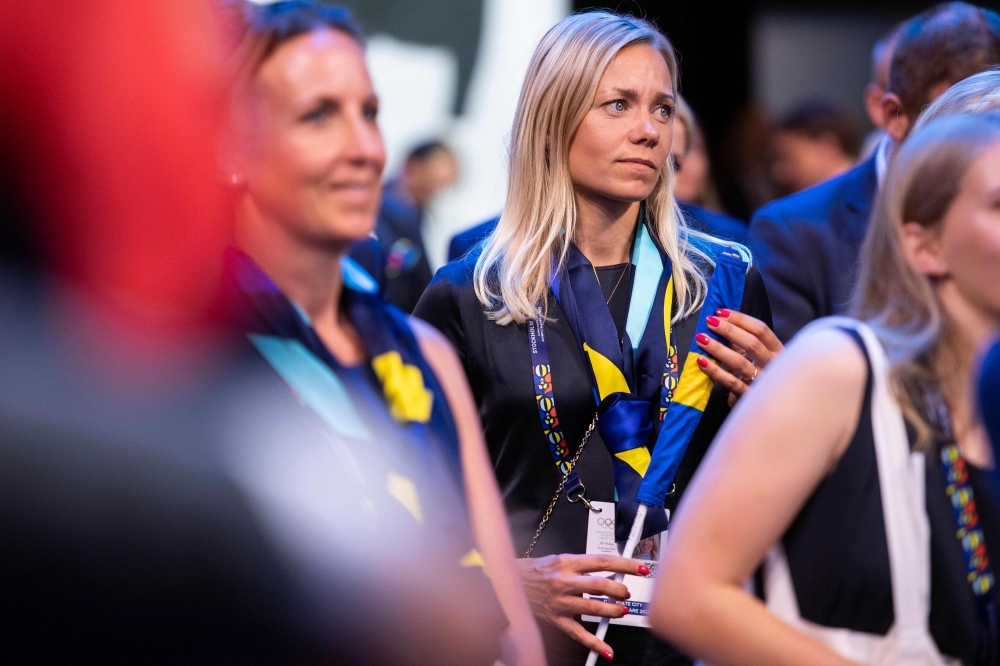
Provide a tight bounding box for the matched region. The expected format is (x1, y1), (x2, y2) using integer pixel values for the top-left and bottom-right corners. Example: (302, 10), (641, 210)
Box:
(415, 11), (778, 664)
(654, 111), (1000, 666)
(672, 96), (724, 212)
(673, 95), (748, 244)
(909, 66), (1000, 505)
(912, 66), (1000, 133)
(224, 3), (544, 664)
(379, 141), (459, 313)
(769, 99), (862, 196)
(749, 1), (1000, 344)
(859, 25), (902, 159)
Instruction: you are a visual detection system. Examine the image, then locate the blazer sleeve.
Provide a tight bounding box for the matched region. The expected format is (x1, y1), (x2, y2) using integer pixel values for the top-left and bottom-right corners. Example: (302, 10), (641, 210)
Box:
(748, 211), (819, 344)
(412, 277), (471, 375)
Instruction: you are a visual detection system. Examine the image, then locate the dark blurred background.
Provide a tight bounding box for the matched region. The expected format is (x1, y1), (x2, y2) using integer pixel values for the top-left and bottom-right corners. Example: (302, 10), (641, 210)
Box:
(314, 0), (1000, 268)
(576, 0), (997, 217)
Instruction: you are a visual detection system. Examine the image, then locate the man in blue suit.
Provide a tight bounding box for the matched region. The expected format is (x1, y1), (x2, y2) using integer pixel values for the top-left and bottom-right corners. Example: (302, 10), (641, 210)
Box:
(749, 2), (1000, 343)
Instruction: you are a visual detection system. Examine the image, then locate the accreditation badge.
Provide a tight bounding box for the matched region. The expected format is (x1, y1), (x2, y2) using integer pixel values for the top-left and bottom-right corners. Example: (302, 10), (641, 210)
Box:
(580, 501), (665, 628)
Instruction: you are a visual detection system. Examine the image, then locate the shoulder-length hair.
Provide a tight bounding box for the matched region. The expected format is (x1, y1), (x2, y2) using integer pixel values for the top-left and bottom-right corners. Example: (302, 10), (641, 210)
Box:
(473, 11), (728, 325)
(853, 112), (1000, 449)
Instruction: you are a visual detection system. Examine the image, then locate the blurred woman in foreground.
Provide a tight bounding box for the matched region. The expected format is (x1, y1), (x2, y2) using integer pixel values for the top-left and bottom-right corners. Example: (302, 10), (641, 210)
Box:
(222, 2), (544, 664)
(652, 113), (1000, 665)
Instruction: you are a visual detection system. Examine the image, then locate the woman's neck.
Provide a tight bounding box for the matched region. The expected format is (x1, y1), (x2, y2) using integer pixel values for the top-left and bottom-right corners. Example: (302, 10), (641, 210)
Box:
(235, 197), (365, 365)
(573, 190), (640, 266)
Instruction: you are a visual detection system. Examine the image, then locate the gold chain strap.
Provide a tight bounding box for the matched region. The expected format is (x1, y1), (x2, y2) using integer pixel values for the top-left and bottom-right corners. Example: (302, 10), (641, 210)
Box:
(523, 412), (599, 558)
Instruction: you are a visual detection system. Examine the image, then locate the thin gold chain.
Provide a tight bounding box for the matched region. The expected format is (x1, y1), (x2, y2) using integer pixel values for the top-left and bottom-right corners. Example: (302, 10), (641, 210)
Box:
(523, 412), (599, 558)
(592, 262), (631, 306)
(604, 262), (631, 305)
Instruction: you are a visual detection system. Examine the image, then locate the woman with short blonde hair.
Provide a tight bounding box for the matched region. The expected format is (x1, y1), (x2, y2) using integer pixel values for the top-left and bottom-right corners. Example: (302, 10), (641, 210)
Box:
(416, 10), (778, 664)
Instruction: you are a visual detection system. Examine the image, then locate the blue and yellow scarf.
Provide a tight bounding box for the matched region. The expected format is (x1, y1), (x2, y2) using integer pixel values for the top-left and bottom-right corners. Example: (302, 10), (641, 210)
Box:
(541, 220), (747, 541)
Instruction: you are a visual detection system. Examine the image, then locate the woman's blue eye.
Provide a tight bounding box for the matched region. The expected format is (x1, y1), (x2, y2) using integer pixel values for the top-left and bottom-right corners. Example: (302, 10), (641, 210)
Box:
(303, 109), (327, 123)
(659, 105), (675, 119)
(608, 100), (626, 113)
(301, 103), (333, 124)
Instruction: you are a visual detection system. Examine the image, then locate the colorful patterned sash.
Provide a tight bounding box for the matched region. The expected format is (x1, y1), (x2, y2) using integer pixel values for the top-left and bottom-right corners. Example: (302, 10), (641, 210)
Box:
(928, 389), (998, 662)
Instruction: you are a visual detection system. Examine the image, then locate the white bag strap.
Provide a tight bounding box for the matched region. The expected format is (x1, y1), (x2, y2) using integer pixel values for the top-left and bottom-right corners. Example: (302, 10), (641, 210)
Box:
(851, 322), (931, 635)
(794, 317), (931, 634)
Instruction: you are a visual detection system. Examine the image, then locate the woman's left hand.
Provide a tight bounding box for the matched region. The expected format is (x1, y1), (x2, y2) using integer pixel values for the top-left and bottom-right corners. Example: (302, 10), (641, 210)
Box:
(694, 309), (784, 407)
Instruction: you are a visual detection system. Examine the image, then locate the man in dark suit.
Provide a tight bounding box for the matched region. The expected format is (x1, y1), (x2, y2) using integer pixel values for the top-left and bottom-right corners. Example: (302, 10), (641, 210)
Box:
(379, 141), (458, 312)
(749, 2), (1000, 343)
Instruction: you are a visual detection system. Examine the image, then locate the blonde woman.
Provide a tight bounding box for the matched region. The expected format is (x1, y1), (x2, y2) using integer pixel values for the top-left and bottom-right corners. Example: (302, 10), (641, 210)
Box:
(414, 11), (778, 665)
(652, 113), (1000, 665)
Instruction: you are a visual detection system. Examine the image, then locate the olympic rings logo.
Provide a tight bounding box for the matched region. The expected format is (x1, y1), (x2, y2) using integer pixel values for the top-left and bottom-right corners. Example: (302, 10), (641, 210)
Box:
(596, 517), (615, 528)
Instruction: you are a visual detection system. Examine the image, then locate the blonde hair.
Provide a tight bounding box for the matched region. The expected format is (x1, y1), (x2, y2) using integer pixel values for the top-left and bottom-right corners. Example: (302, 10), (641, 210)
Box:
(474, 11), (728, 325)
(912, 66), (1000, 133)
(853, 112), (1000, 449)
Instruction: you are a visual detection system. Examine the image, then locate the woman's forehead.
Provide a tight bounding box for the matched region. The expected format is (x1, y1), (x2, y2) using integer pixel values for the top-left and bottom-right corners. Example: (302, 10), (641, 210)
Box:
(597, 44), (673, 94)
(255, 28), (370, 99)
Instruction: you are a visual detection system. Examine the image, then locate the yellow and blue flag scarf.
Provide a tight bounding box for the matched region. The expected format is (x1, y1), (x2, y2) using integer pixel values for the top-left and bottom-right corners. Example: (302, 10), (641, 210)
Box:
(541, 221), (747, 541)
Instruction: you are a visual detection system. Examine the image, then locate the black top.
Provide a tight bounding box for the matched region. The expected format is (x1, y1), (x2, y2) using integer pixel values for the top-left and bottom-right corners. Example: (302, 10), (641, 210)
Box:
(782, 330), (1000, 666)
(414, 244), (772, 666)
(594, 262), (633, 345)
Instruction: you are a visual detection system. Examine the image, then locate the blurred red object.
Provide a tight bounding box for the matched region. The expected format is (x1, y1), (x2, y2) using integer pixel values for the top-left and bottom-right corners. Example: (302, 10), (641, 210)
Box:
(0, 1), (230, 330)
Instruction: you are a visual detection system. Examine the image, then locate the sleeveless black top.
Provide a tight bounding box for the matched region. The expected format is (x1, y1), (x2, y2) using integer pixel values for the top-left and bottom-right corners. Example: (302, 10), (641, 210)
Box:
(414, 248), (772, 666)
(781, 330), (1000, 666)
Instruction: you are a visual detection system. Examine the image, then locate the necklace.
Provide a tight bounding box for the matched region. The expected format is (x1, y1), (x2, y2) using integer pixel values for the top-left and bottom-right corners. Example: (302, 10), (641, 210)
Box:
(604, 262), (631, 305)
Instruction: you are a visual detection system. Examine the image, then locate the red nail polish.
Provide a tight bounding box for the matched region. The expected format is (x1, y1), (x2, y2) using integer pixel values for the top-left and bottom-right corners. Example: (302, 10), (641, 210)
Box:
(706, 315), (721, 327)
(638, 564), (651, 575)
(626, 591), (631, 599)
(695, 333), (710, 345)
(696, 357), (708, 368)
(717, 308), (731, 318)
(600, 649), (614, 661)
(621, 605), (630, 615)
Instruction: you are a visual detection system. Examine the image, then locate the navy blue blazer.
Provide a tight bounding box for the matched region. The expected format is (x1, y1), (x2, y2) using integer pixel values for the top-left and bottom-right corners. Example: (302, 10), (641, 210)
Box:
(444, 204), (747, 262)
(447, 215), (499, 262)
(748, 155), (878, 343)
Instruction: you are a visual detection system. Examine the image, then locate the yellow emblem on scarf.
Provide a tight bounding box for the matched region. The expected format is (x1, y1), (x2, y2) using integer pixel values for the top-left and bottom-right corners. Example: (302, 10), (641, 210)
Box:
(583, 342), (630, 400)
(459, 548), (488, 573)
(372, 351), (434, 423)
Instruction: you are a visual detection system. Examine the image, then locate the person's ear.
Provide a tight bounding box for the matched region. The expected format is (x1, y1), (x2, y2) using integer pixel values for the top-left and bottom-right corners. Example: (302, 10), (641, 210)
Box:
(865, 83), (886, 128)
(901, 221), (949, 278)
(882, 93), (911, 143)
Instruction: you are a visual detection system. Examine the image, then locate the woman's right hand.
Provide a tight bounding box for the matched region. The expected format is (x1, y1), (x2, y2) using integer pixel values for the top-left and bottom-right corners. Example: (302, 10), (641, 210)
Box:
(517, 554), (650, 660)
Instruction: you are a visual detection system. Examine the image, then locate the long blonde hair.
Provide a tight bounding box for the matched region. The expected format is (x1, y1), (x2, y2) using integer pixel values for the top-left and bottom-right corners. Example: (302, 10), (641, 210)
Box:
(474, 11), (722, 325)
(853, 112), (1000, 449)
